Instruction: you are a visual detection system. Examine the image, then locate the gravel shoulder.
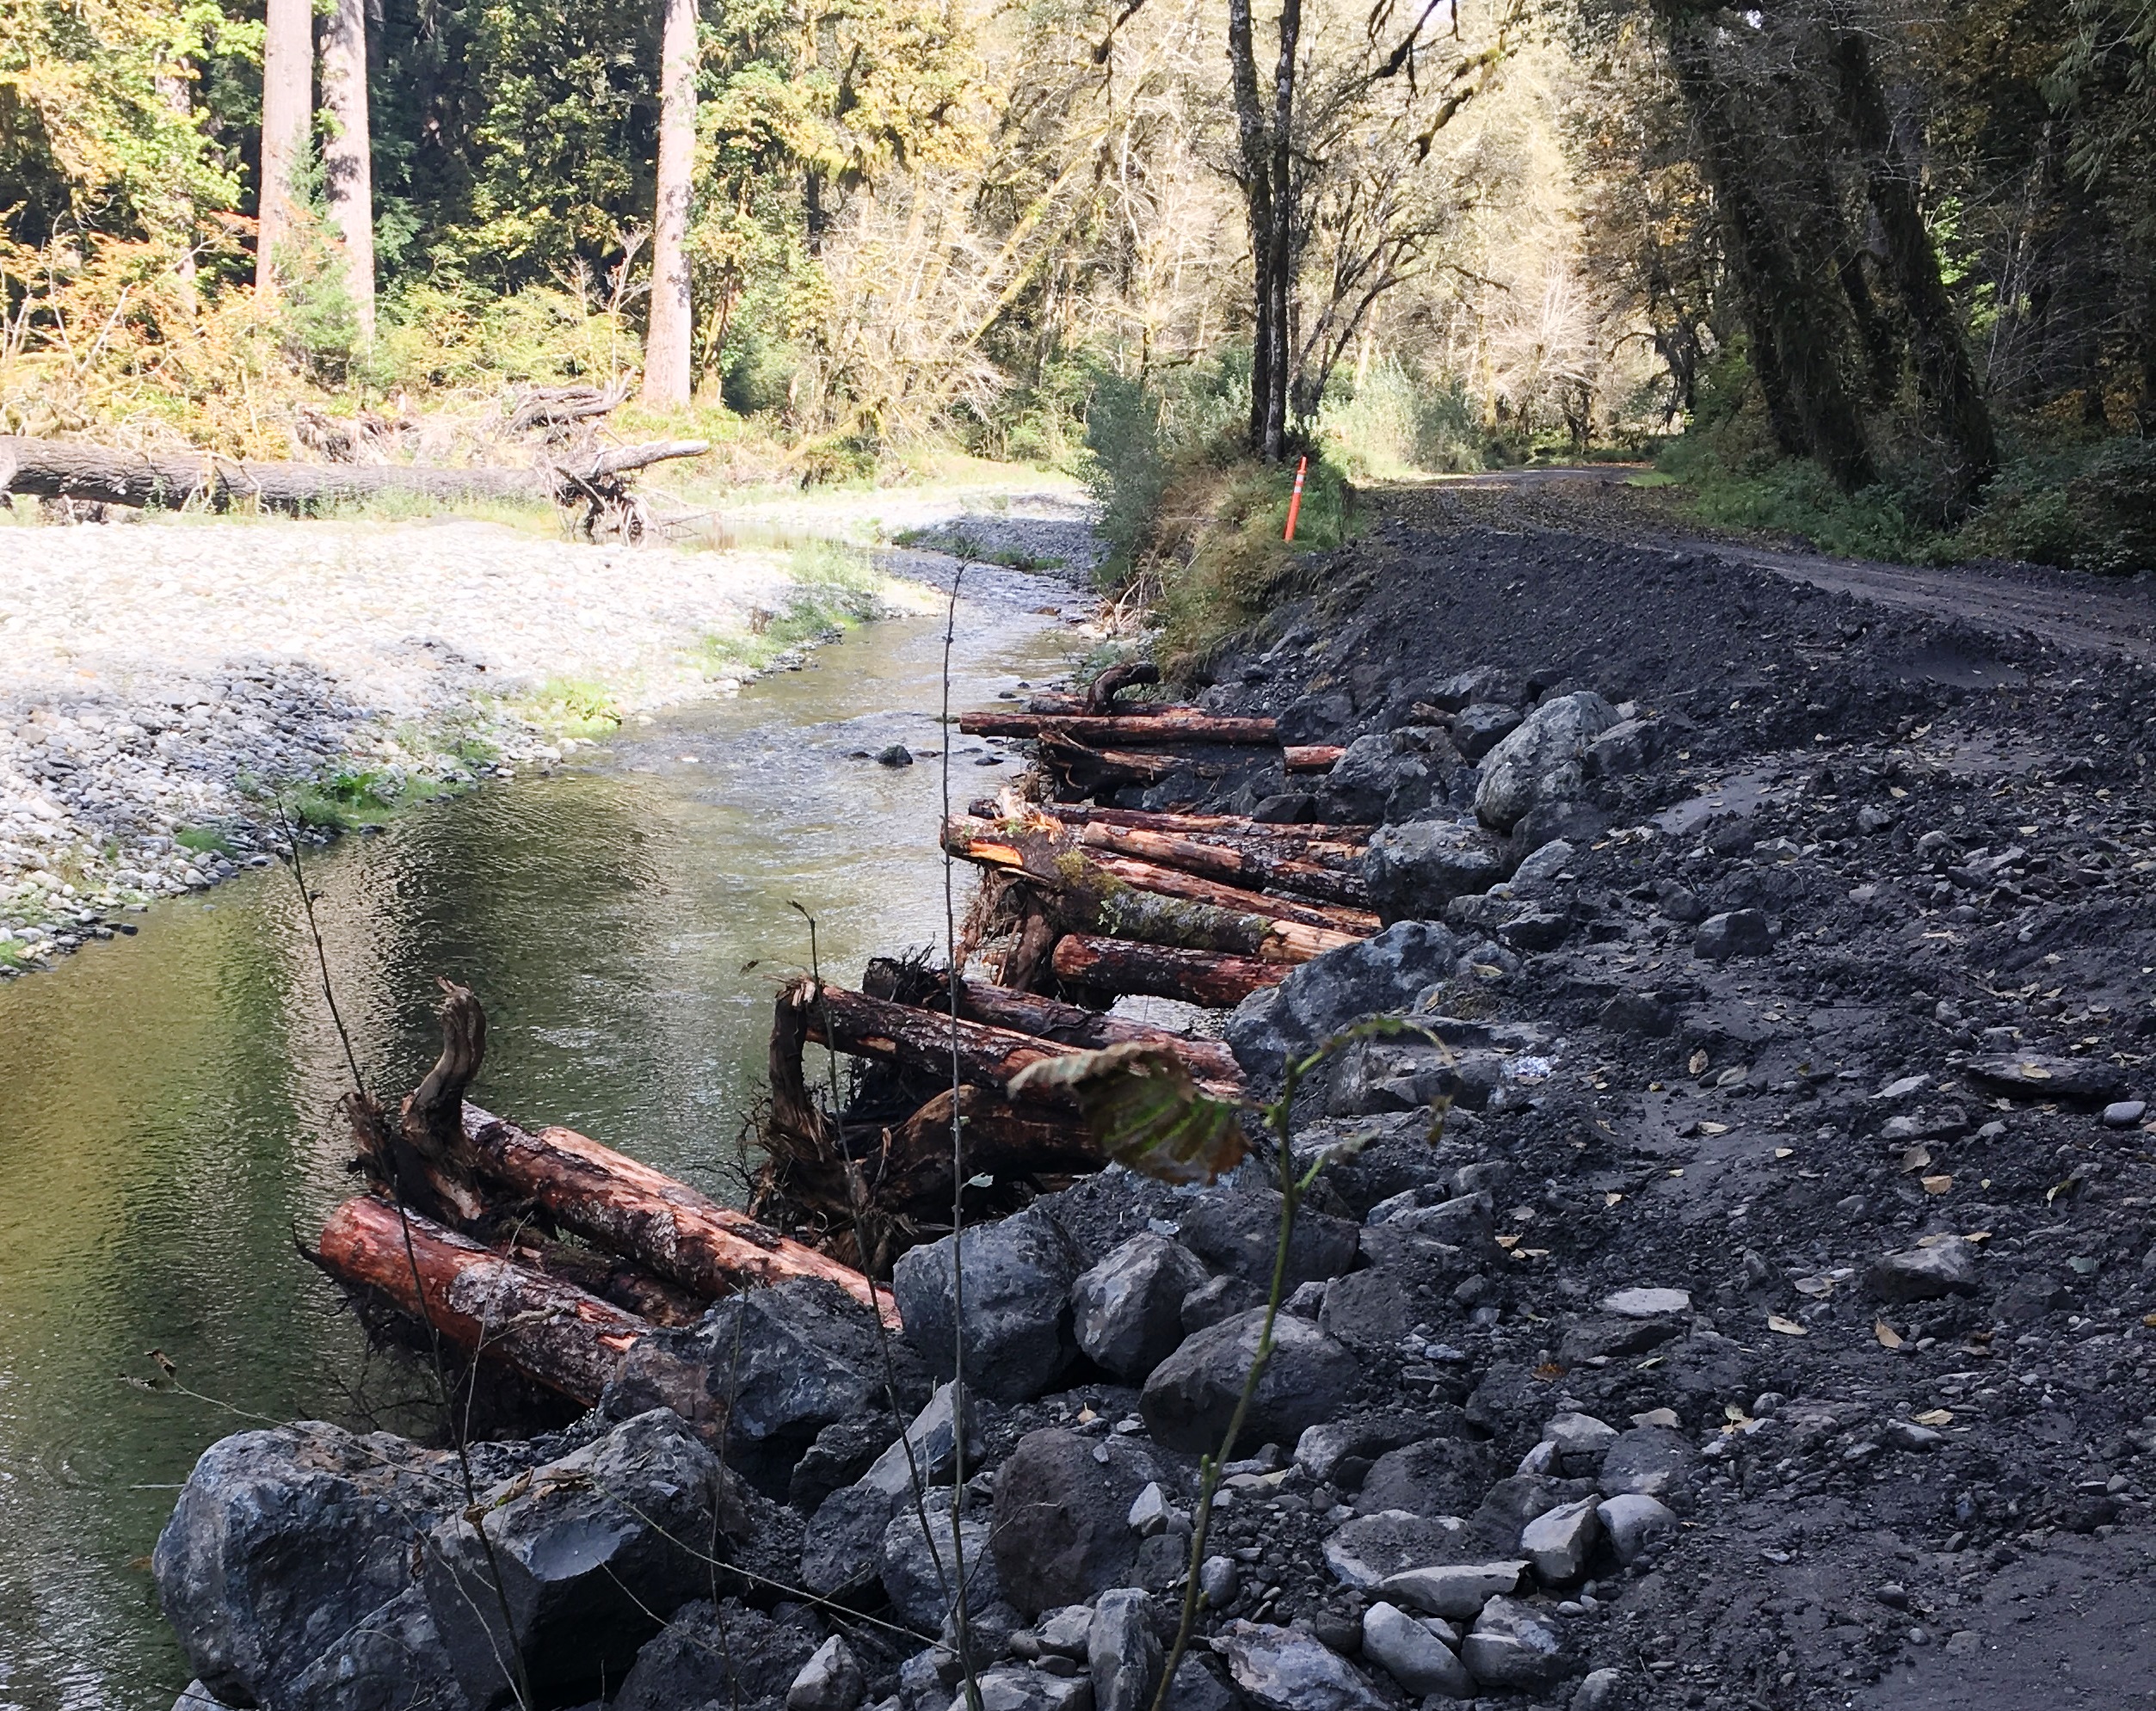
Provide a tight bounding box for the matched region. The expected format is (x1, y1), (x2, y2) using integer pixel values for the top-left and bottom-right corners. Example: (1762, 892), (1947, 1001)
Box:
(0, 477), (1094, 972)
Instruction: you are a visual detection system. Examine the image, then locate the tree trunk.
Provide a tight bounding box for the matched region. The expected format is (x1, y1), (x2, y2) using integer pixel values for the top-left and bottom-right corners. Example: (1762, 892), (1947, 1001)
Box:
(1262, 0), (1302, 459)
(314, 1195), (654, 1407)
(643, 0), (698, 406)
(154, 66), (199, 288)
(256, 0), (313, 302)
(0, 435), (706, 512)
(319, 0), (375, 340)
(1227, 0), (1274, 453)
(459, 1105), (900, 1323)
(1050, 934), (1284, 1006)
(1827, 22), (1997, 504)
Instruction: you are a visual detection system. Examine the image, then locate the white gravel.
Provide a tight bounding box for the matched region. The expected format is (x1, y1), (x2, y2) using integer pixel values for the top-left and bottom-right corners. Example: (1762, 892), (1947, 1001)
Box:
(0, 479), (1097, 969)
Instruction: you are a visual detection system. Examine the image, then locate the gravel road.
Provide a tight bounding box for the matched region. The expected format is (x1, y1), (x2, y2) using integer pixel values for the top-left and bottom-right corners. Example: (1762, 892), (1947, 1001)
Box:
(0, 480), (1095, 970)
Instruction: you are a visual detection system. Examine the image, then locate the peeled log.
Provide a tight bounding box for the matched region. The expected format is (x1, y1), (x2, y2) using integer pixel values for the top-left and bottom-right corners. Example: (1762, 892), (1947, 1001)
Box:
(460, 1105), (899, 1326)
(948, 978), (1242, 1085)
(970, 799), (1370, 850)
(1077, 822), (1370, 908)
(0, 434), (707, 512)
(957, 710), (1279, 745)
(1283, 745), (1346, 772)
(315, 1194), (655, 1406)
(1051, 934), (1284, 1006)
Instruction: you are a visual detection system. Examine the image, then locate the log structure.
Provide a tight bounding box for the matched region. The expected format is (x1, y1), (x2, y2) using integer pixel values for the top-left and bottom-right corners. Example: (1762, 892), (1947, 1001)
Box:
(1075, 820), (1369, 907)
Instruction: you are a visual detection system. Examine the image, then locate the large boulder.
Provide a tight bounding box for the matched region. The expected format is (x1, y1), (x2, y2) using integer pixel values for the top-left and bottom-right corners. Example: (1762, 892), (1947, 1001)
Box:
(1071, 1233), (1212, 1380)
(1226, 922), (1460, 1087)
(1142, 1308), (1359, 1453)
(1473, 692), (1619, 834)
(613, 1600), (819, 1711)
(1090, 1587), (1165, 1711)
(1178, 1189), (1359, 1289)
(284, 1586), (469, 1711)
(1353, 1437), (1497, 1519)
(883, 1487), (1000, 1628)
(1321, 734), (1438, 824)
(1215, 1622), (1388, 1711)
(153, 1421), (462, 1709)
(800, 1483), (899, 1598)
(1361, 822), (1508, 925)
(894, 1205), (1087, 1403)
(989, 1428), (1170, 1616)
(423, 1410), (748, 1709)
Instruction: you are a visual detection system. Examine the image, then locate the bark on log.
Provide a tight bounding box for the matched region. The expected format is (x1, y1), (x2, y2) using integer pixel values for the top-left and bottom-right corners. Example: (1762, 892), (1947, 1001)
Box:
(862, 1086), (1104, 1209)
(0, 435), (708, 512)
(957, 711), (1279, 744)
(347, 979), (495, 1228)
(1036, 733), (1193, 792)
(942, 816), (1364, 963)
(1051, 933), (1286, 1006)
(1076, 821), (1370, 908)
(314, 1194), (656, 1407)
(1283, 745), (1346, 772)
(1085, 661), (1163, 711)
(946, 978), (1242, 1085)
(1022, 803), (1371, 846)
(459, 1105), (900, 1325)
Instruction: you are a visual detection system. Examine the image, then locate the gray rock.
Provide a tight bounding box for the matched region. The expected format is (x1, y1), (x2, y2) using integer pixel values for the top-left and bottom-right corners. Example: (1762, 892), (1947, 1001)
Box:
(973, 1667), (1093, 1711)
(1451, 704), (1523, 760)
(1215, 1621), (1388, 1711)
(804, 1481), (902, 1597)
(174, 1685), (239, 1711)
(1179, 1189), (1359, 1289)
(1543, 1412), (1620, 1474)
(1361, 822), (1508, 926)
(1421, 667), (1522, 712)
(1294, 1412), (1435, 1486)
(1382, 1191), (1493, 1247)
(1572, 1666), (1629, 1711)
(1596, 1493), (1678, 1564)
(1584, 717), (1659, 779)
(1473, 692), (1619, 833)
(1323, 733), (1436, 823)
(895, 1206), (1087, 1402)
(1598, 991), (1678, 1037)
(424, 1411), (742, 1709)
(1358, 1602), (1472, 1698)
(1181, 1272), (1264, 1333)
(1323, 1037), (1457, 1117)
(1164, 1657), (1238, 1711)
(1693, 909), (1771, 961)
(1323, 1513), (1473, 1588)
(790, 1637), (867, 1711)
(285, 1586), (469, 1711)
(614, 1600), (818, 1711)
(1141, 1308), (1359, 1454)
(1038, 1604), (1097, 1657)
(792, 1413), (903, 1511)
(1967, 1054), (2128, 1105)
(1227, 922), (1462, 1086)
(1073, 1234), (1212, 1380)
(2103, 1099), (2147, 1127)
(989, 1429), (1167, 1616)
(1519, 1497), (1600, 1585)
(1654, 879), (1708, 923)
(1597, 1427), (1695, 1500)
(1378, 1560), (1525, 1620)
(1280, 692), (1353, 743)
(153, 1421), (463, 1709)
(1507, 799), (1611, 862)
(1459, 1597), (1564, 1689)
(1090, 1588), (1162, 1711)
(884, 1488), (1000, 1629)
(1601, 1286), (1691, 1319)
(1316, 1270), (1420, 1354)
(1354, 1437), (1495, 1518)
(1283, 1279), (1330, 1318)
(1506, 838), (1576, 895)
(1867, 1238), (1980, 1303)
(861, 1382), (986, 1500)
(1200, 1554), (1241, 1606)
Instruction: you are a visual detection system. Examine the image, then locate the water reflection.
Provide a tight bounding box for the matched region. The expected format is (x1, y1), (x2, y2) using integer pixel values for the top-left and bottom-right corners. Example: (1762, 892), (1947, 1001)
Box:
(0, 575), (1075, 1709)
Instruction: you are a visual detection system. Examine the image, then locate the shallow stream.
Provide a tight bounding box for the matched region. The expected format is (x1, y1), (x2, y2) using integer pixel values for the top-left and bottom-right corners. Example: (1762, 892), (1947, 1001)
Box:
(0, 563), (1079, 1710)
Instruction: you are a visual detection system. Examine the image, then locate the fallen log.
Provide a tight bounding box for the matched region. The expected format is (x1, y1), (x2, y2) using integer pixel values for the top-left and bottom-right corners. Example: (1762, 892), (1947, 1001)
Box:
(860, 1086), (1105, 1207)
(946, 978), (1242, 1085)
(944, 815), (1377, 938)
(1051, 934), (1286, 1006)
(1076, 821), (1370, 908)
(942, 815), (1364, 963)
(958, 710), (1279, 745)
(796, 977), (1242, 1103)
(1036, 732), (1203, 796)
(314, 1195), (656, 1408)
(1283, 745), (1346, 772)
(0, 434), (707, 513)
(460, 1105), (900, 1326)
(1013, 803), (1372, 846)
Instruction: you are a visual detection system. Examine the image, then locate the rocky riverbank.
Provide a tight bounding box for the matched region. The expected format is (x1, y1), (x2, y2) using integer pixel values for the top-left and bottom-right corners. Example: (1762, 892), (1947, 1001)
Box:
(0, 482), (1092, 973)
(151, 489), (2156, 1711)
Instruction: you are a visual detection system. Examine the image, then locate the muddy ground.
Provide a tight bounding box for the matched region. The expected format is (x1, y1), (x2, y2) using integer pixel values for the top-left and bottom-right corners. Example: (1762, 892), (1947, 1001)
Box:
(1164, 481), (2156, 1708)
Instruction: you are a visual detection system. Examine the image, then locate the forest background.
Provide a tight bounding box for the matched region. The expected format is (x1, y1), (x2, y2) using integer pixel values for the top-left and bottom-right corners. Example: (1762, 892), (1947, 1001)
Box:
(3, 0), (2153, 581)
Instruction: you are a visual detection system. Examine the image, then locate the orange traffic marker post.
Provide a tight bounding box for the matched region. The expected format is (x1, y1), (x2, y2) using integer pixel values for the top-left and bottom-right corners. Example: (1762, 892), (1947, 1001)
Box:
(1284, 454), (1308, 542)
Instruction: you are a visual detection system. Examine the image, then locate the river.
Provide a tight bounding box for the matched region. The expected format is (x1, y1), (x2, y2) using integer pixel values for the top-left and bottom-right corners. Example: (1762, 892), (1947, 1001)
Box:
(0, 562), (1081, 1711)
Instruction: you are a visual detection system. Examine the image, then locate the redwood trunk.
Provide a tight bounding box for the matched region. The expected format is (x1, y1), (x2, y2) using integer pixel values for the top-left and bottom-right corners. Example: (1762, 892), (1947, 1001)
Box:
(1050, 934), (1284, 1006)
(315, 1195), (652, 1407)
(319, 0), (375, 339)
(644, 0), (698, 404)
(256, 0), (312, 301)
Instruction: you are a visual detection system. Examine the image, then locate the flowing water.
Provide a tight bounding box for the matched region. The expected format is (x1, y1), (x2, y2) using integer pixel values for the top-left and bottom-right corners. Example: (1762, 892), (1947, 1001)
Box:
(0, 563), (1081, 1711)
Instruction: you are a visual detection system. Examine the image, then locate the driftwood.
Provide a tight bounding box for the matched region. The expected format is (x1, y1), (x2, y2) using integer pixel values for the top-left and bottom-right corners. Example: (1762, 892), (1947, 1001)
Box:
(315, 1195), (657, 1407)
(0, 434), (706, 514)
(1050, 933), (1286, 1005)
(942, 815), (1373, 951)
(958, 710), (1279, 745)
(508, 379), (631, 437)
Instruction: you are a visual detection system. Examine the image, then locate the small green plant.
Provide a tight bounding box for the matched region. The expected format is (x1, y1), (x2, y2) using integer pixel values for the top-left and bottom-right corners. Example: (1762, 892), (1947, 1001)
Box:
(175, 827), (235, 857)
(520, 679), (624, 736)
